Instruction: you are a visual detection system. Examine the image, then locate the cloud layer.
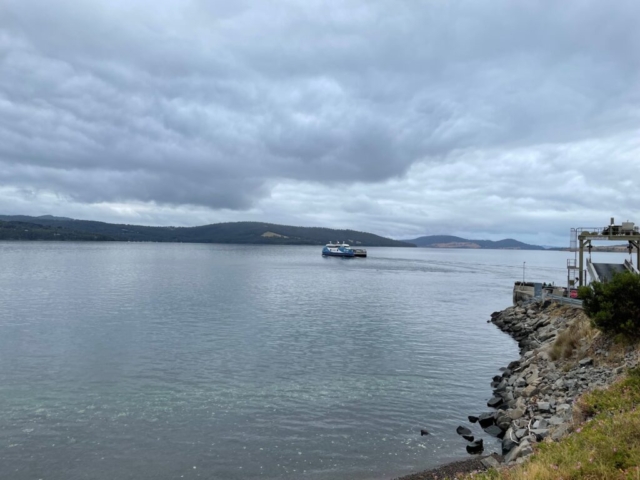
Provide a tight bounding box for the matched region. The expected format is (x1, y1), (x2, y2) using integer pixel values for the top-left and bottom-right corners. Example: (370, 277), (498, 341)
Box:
(1, 0), (639, 243)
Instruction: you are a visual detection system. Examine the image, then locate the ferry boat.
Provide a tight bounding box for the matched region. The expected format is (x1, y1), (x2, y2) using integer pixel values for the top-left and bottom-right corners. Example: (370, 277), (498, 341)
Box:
(322, 242), (355, 257)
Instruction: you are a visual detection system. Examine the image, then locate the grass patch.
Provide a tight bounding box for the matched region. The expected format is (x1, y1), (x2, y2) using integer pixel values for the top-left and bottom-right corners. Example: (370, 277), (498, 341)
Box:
(464, 368), (640, 480)
(575, 367), (640, 421)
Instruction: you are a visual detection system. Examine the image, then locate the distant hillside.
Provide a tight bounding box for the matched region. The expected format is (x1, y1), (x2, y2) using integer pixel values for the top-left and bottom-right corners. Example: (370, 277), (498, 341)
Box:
(0, 215), (414, 247)
(0, 220), (117, 241)
(36, 215), (75, 221)
(402, 234), (545, 250)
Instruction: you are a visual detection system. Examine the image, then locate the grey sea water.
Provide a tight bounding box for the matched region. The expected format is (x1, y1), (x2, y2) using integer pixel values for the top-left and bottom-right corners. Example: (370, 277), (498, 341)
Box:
(0, 243), (570, 480)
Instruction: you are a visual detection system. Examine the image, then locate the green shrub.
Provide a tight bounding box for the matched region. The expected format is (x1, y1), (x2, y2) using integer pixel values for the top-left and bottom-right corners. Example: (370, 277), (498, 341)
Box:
(579, 271), (640, 337)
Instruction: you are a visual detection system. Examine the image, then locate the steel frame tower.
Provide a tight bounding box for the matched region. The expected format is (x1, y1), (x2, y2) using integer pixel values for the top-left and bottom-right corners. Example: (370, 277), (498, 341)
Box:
(569, 218), (640, 287)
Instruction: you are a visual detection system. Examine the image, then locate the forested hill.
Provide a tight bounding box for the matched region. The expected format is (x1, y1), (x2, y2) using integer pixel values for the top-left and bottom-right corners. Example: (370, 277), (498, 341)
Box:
(402, 234), (545, 250)
(0, 220), (117, 241)
(0, 215), (414, 247)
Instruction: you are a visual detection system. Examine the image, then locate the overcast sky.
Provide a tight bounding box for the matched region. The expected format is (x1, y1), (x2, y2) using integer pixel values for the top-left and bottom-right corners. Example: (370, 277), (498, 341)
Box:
(1, 0), (639, 245)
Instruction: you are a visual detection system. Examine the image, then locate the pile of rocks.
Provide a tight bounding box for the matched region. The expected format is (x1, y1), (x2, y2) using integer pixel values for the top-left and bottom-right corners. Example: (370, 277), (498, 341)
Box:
(466, 299), (639, 466)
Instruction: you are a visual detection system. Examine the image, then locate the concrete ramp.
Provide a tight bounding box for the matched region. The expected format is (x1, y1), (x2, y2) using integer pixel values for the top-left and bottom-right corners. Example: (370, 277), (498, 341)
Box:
(591, 262), (627, 283)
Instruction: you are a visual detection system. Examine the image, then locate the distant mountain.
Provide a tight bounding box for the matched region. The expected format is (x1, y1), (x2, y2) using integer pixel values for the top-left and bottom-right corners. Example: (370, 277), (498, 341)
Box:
(402, 234), (545, 250)
(0, 215), (414, 247)
(36, 215), (75, 221)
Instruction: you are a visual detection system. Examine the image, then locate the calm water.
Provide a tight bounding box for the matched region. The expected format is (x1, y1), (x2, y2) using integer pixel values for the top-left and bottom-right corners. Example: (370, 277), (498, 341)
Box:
(0, 243), (571, 479)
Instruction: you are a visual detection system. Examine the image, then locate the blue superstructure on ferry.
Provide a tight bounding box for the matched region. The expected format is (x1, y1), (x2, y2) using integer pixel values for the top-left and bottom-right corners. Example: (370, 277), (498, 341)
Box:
(322, 242), (355, 257)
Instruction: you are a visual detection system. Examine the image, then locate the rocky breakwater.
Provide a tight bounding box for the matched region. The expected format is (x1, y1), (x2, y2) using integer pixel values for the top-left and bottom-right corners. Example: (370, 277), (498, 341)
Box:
(467, 299), (639, 466)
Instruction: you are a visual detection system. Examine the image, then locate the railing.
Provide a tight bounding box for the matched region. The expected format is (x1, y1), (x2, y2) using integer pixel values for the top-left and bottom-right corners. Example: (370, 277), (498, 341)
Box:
(545, 294), (583, 309)
(624, 259), (639, 274)
(570, 227), (603, 251)
(586, 257), (599, 283)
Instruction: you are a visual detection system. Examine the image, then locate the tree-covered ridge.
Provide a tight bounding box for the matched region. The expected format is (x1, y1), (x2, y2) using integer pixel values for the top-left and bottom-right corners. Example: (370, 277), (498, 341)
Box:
(0, 216), (414, 247)
(402, 234), (545, 250)
(0, 220), (117, 241)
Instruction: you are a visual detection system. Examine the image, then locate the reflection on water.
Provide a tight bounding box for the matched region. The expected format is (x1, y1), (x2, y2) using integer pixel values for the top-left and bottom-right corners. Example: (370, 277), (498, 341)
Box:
(0, 243), (570, 479)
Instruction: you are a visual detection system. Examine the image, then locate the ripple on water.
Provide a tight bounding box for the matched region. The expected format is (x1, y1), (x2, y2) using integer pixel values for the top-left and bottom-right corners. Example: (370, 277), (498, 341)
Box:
(0, 244), (572, 479)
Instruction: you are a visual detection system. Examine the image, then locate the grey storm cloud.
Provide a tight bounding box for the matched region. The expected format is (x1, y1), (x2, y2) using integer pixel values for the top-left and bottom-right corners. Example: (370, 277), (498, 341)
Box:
(0, 0), (639, 222)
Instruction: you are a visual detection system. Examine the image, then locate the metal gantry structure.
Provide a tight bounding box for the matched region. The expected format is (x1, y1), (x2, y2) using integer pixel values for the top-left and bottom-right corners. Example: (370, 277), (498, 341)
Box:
(568, 218), (640, 288)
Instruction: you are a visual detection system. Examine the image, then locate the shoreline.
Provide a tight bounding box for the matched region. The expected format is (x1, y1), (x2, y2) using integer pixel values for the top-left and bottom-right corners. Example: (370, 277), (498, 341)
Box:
(395, 453), (501, 480)
(396, 297), (640, 478)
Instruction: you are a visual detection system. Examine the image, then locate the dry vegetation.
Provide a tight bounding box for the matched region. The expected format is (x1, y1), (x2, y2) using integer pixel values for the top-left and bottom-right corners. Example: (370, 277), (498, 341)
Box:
(549, 314), (596, 362)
